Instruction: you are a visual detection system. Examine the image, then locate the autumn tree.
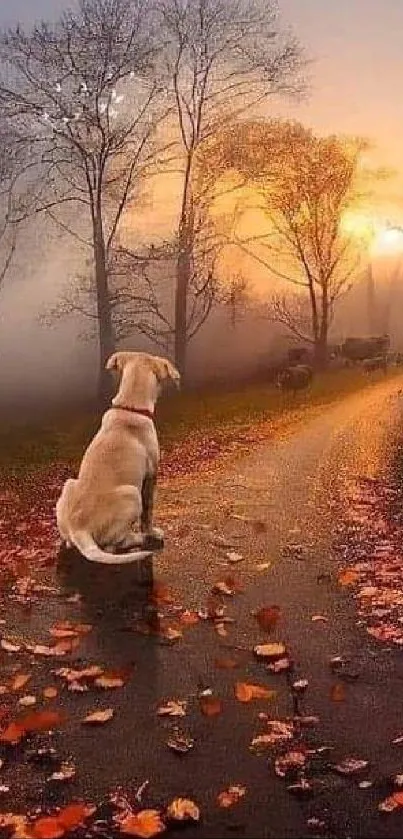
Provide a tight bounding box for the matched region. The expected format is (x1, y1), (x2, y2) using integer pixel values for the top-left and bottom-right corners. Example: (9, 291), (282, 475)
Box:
(0, 0), (168, 405)
(157, 0), (303, 381)
(211, 120), (376, 368)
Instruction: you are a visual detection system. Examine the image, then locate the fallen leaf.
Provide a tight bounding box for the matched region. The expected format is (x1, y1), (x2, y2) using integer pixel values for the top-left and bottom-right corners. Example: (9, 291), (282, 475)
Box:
(217, 785), (246, 808)
(330, 682), (346, 702)
(119, 809), (166, 838)
(226, 552), (244, 564)
(47, 761), (76, 782)
(43, 687), (58, 700)
(32, 817), (64, 839)
(57, 804), (95, 830)
(22, 709), (66, 733)
(0, 721), (26, 744)
(338, 569), (359, 587)
(56, 665), (103, 683)
(267, 658), (291, 673)
(250, 720), (294, 751)
(199, 695), (223, 717)
(150, 583), (175, 607)
(255, 606), (280, 632)
(83, 708), (114, 724)
(256, 563), (271, 572)
(379, 791), (403, 813)
(235, 683), (276, 703)
(1, 639), (21, 653)
(334, 757), (369, 775)
(311, 615), (329, 623)
(166, 799), (200, 823)
(95, 673), (125, 689)
(166, 731), (195, 754)
(254, 643), (286, 660)
(11, 674), (31, 692)
(213, 581), (235, 596)
(18, 696), (37, 707)
(157, 700), (187, 718)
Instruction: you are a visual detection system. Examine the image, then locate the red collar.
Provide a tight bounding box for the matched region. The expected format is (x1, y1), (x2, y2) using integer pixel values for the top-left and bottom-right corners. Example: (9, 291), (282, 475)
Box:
(112, 405), (154, 421)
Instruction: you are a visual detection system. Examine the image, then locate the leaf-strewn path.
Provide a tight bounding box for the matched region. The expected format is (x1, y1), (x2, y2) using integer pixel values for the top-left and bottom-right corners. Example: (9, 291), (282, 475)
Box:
(1, 378), (403, 838)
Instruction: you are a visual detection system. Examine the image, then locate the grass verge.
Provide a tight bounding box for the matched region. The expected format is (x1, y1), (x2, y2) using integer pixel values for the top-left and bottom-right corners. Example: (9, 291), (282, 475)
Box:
(0, 368), (400, 476)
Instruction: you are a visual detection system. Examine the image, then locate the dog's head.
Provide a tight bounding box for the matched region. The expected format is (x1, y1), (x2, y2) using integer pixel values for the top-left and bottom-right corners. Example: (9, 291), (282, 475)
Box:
(106, 351), (180, 407)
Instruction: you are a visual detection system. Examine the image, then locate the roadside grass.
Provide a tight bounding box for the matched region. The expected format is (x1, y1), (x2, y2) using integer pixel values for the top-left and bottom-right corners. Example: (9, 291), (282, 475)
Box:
(0, 367), (400, 477)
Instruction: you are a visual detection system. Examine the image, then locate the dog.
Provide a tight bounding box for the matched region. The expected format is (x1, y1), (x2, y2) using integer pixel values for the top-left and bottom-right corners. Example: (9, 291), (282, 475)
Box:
(277, 364), (313, 395)
(55, 351), (180, 564)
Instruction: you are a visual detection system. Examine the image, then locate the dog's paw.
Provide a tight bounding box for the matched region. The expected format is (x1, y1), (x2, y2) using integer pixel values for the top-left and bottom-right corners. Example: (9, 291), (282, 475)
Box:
(143, 528), (164, 552)
(150, 526), (164, 541)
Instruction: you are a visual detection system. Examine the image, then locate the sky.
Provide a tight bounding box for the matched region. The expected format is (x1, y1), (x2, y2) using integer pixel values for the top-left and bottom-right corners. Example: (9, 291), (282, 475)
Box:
(1, 0), (402, 213)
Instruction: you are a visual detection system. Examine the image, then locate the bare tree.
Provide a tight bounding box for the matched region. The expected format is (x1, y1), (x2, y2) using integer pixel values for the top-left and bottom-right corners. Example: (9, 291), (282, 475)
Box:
(0, 0), (170, 405)
(157, 0), (304, 381)
(213, 120), (380, 368)
(0, 122), (21, 289)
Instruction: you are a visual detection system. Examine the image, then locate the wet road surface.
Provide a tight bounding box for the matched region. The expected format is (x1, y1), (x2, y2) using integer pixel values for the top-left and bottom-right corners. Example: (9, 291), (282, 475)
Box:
(2, 377), (403, 838)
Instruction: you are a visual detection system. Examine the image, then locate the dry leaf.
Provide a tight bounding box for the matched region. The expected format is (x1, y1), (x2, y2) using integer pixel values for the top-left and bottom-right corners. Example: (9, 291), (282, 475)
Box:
(330, 682), (346, 702)
(275, 750), (306, 778)
(83, 708), (114, 724)
(32, 817), (65, 839)
(235, 683), (276, 703)
(43, 687), (58, 700)
(379, 791), (403, 812)
(255, 606), (280, 632)
(199, 695), (223, 717)
(1, 639), (21, 653)
(0, 721), (26, 744)
(157, 700), (187, 718)
(217, 786), (246, 808)
(338, 569), (359, 587)
(254, 643), (286, 660)
(150, 583), (175, 607)
(11, 674), (31, 692)
(267, 658), (291, 673)
(119, 809), (166, 838)
(335, 757), (369, 775)
(166, 799), (200, 823)
(95, 673), (125, 689)
(57, 804), (95, 830)
(22, 709), (66, 733)
(18, 696), (37, 707)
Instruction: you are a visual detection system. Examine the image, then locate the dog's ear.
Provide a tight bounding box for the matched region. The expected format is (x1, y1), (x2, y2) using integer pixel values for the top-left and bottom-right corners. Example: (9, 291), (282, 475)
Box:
(106, 352), (132, 374)
(152, 357), (181, 388)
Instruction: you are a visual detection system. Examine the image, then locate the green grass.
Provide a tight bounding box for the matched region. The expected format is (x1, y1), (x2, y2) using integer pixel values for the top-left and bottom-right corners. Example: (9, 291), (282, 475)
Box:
(0, 368), (399, 474)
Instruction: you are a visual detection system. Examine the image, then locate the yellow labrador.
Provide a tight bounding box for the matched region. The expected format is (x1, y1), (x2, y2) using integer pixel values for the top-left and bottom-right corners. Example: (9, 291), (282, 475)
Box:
(56, 351), (180, 564)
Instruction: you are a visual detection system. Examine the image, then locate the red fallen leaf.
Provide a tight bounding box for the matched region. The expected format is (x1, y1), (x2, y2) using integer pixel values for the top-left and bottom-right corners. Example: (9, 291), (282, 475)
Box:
(57, 803), (95, 830)
(0, 720), (26, 744)
(379, 791), (403, 812)
(21, 709), (66, 733)
(338, 569), (359, 587)
(199, 695), (223, 717)
(255, 606), (281, 632)
(235, 682), (277, 703)
(49, 628), (80, 640)
(330, 682), (346, 702)
(119, 809), (166, 837)
(32, 817), (65, 839)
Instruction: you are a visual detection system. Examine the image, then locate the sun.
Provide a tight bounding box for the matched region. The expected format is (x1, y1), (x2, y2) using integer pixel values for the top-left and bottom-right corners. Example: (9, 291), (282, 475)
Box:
(372, 226), (403, 256)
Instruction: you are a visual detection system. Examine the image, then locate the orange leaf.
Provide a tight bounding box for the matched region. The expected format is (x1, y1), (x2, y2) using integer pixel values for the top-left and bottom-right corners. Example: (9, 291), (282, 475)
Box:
(57, 803), (93, 830)
(338, 569), (359, 587)
(43, 687), (58, 700)
(392, 791), (403, 807)
(53, 637), (81, 654)
(0, 721), (26, 744)
(32, 817), (64, 839)
(330, 683), (346, 702)
(199, 695), (223, 717)
(21, 709), (65, 732)
(255, 606), (280, 633)
(10, 673), (31, 692)
(120, 810), (166, 838)
(235, 682), (276, 703)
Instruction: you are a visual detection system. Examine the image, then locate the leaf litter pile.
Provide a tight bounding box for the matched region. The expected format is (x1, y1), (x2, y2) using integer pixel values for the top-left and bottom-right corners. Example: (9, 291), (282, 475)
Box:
(334, 471), (403, 645)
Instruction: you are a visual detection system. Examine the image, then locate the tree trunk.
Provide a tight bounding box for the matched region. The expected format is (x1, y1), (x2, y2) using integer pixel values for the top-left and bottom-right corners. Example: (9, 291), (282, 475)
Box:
(174, 153), (194, 383)
(93, 213), (115, 409)
(314, 289), (329, 371)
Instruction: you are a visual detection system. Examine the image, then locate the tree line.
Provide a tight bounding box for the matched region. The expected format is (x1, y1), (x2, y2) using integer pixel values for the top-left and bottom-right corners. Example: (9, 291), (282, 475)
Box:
(0, 0), (383, 402)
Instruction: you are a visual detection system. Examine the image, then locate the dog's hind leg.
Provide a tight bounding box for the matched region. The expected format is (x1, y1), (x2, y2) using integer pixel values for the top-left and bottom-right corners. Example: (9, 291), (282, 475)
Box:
(141, 474), (163, 542)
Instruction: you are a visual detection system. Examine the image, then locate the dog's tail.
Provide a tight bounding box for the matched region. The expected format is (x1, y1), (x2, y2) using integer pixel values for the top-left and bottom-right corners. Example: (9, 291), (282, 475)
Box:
(69, 530), (152, 565)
